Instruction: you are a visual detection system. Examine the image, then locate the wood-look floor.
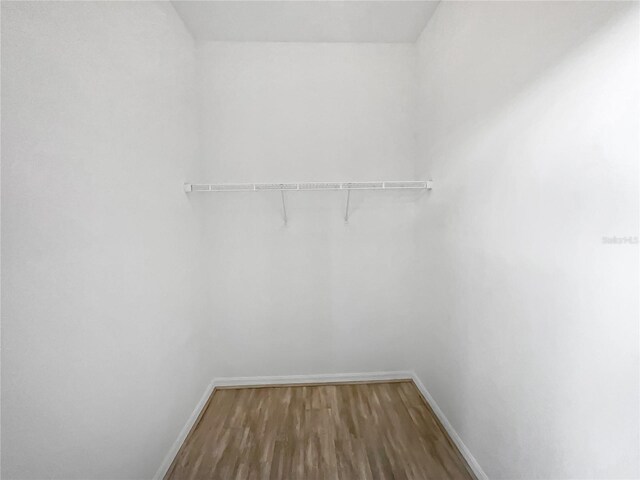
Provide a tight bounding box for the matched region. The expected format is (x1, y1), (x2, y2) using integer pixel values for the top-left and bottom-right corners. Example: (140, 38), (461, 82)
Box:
(165, 381), (475, 480)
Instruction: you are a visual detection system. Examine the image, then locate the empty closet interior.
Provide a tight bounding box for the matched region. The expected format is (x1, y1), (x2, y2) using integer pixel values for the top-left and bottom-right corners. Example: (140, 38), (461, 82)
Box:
(2, 1), (638, 479)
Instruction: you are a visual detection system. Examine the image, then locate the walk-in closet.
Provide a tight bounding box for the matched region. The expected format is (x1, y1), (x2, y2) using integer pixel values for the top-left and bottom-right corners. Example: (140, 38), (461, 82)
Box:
(2, 1), (638, 479)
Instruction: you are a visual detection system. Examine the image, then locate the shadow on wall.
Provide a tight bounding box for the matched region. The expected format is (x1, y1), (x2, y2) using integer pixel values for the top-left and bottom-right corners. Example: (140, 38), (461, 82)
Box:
(418, 0), (638, 161)
(415, 2), (639, 479)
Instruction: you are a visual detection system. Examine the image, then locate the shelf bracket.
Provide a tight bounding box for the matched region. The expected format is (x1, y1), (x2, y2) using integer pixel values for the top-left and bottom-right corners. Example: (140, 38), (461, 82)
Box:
(344, 189), (351, 223)
(280, 190), (288, 226)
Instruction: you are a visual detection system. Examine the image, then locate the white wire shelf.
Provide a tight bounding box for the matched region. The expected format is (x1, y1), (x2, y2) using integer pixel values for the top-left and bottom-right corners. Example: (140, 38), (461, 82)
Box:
(184, 180), (432, 192)
(183, 180), (432, 225)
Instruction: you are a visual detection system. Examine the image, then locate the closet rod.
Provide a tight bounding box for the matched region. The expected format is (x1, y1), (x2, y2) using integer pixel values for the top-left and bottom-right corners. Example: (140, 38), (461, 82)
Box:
(184, 180), (433, 193)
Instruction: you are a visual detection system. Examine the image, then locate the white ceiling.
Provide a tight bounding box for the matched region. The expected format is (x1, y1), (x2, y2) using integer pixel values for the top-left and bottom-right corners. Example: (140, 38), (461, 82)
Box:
(171, 1), (439, 43)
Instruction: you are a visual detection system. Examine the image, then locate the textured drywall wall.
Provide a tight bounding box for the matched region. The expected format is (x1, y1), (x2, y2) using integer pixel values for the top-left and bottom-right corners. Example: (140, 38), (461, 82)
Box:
(1, 2), (210, 478)
(414, 1), (640, 478)
(197, 42), (422, 377)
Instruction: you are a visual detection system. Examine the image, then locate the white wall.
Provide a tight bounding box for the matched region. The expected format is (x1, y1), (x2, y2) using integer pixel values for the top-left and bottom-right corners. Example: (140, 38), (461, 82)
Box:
(1, 2), (211, 478)
(197, 42), (422, 376)
(414, 2), (640, 478)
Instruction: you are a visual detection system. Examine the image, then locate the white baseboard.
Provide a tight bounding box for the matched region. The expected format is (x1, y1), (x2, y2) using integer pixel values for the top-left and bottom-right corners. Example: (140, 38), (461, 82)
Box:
(410, 372), (489, 480)
(154, 370), (487, 480)
(212, 370), (414, 388)
(153, 380), (215, 480)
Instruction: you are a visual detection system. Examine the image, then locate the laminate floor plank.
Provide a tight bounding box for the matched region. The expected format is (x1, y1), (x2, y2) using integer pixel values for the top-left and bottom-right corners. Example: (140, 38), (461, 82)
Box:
(165, 381), (475, 480)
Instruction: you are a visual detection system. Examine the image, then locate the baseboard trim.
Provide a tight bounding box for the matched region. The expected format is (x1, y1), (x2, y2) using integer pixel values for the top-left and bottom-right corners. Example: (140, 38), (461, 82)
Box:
(410, 372), (489, 480)
(153, 380), (215, 480)
(212, 370), (414, 388)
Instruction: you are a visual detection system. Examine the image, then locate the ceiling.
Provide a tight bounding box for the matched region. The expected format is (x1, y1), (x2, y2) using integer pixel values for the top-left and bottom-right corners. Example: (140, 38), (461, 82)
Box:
(171, 1), (439, 43)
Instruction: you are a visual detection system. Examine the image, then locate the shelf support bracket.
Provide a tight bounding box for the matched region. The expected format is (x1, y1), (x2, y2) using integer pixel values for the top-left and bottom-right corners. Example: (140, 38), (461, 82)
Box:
(344, 189), (351, 223)
(280, 191), (288, 226)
